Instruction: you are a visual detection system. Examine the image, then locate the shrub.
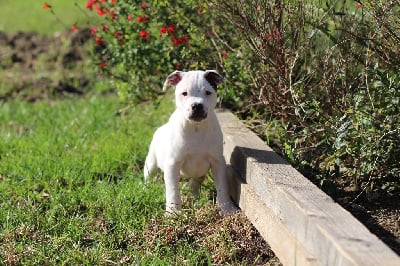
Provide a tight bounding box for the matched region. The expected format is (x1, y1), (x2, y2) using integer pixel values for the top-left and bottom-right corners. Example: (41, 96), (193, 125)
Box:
(207, 0), (400, 196)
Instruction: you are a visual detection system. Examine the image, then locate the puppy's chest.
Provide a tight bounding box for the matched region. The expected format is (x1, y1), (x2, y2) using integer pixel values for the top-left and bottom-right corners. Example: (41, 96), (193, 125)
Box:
(180, 153), (212, 178)
(180, 133), (219, 156)
(178, 135), (219, 178)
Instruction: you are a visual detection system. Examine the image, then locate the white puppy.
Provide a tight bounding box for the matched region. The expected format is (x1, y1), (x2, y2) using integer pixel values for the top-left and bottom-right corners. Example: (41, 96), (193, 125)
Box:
(144, 70), (238, 214)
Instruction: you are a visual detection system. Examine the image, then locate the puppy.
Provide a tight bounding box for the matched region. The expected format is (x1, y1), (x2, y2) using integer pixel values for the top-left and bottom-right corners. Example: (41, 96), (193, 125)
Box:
(144, 70), (238, 214)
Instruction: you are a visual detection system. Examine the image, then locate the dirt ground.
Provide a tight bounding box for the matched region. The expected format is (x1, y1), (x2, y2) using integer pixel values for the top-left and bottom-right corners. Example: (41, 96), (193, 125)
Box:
(333, 180), (400, 255)
(0, 29), (93, 102)
(0, 29), (398, 260)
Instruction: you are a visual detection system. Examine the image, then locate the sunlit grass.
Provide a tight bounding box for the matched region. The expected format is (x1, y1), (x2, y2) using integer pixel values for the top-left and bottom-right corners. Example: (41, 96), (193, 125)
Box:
(0, 0), (98, 34)
(0, 94), (264, 264)
(0, 95), (179, 264)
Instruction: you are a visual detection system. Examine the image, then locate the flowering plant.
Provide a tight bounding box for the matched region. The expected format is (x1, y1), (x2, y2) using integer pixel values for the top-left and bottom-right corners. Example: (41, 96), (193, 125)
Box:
(81, 0), (213, 100)
(42, 0), (239, 102)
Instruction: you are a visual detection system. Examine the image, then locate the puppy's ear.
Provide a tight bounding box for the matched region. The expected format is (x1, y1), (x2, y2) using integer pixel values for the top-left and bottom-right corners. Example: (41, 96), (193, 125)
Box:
(204, 70), (223, 90)
(163, 71), (183, 91)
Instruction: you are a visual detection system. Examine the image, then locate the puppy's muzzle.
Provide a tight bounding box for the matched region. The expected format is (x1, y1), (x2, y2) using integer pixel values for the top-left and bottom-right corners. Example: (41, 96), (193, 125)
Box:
(189, 103), (207, 122)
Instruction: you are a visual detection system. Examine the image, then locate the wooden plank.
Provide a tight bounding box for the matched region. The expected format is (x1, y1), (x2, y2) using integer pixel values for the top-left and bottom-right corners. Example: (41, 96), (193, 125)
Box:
(217, 109), (400, 266)
(227, 166), (318, 266)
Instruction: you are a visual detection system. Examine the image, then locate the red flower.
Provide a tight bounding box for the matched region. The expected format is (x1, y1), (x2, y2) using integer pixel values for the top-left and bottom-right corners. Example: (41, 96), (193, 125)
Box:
(95, 36), (105, 46)
(179, 35), (189, 45)
(111, 0), (116, 4)
(71, 24), (78, 32)
(141, 2), (147, 9)
(171, 35), (189, 46)
(93, 5), (106, 16)
(137, 15), (148, 23)
(98, 62), (106, 69)
(222, 53), (228, 60)
(172, 36), (180, 46)
(100, 0), (107, 3)
(43, 2), (51, 9)
(139, 30), (149, 39)
(85, 0), (96, 9)
(167, 25), (175, 34)
(90, 27), (97, 35)
(356, 2), (362, 9)
(160, 26), (168, 34)
(97, 8), (106, 16)
(127, 14), (133, 22)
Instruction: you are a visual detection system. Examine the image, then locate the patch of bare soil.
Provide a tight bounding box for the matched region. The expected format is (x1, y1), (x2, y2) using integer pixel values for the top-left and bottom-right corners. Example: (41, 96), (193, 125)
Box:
(143, 206), (281, 265)
(328, 179), (400, 255)
(350, 201), (400, 254)
(0, 29), (94, 102)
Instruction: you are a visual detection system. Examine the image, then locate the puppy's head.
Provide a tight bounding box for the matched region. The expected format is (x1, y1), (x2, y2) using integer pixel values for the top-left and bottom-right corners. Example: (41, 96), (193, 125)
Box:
(163, 70), (223, 123)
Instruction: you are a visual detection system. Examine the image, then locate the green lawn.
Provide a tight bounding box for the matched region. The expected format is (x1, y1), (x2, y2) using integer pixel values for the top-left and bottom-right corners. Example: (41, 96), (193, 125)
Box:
(0, 0), (97, 34)
(0, 95), (167, 264)
(0, 95), (270, 265)
(0, 95), (223, 264)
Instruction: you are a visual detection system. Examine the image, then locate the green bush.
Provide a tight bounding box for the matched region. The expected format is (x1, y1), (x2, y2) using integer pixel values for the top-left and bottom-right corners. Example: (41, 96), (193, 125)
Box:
(207, 0), (399, 196)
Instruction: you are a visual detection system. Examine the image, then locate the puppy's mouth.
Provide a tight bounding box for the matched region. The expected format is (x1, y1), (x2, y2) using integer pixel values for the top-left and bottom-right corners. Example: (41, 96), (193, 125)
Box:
(189, 113), (207, 122)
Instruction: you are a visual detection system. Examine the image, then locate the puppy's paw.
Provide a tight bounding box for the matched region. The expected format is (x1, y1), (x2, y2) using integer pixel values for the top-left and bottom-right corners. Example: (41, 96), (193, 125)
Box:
(165, 204), (182, 217)
(219, 202), (240, 215)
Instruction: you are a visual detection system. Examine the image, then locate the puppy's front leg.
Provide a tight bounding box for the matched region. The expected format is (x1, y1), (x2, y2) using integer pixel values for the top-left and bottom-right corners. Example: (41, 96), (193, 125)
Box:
(212, 157), (239, 214)
(164, 162), (182, 214)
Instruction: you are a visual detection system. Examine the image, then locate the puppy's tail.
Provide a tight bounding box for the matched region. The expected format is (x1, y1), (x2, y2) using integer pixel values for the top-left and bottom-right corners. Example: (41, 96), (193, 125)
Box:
(143, 149), (157, 182)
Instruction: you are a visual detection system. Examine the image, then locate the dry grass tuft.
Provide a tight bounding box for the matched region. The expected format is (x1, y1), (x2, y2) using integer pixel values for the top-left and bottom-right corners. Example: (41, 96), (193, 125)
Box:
(143, 205), (281, 265)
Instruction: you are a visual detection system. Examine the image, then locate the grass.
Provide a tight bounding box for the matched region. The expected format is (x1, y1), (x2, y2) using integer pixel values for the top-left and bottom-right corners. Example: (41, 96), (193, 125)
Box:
(0, 0), (97, 34)
(0, 95), (173, 264)
(0, 95), (275, 265)
(0, 94), (228, 264)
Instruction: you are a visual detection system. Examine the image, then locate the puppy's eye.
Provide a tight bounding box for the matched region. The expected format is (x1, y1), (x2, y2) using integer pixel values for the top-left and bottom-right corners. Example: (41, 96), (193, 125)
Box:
(206, 91), (212, 96)
(182, 92), (188, 96)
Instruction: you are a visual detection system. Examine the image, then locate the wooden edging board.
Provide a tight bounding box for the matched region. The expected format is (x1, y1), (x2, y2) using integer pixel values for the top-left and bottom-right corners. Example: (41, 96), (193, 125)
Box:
(216, 109), (400, 266)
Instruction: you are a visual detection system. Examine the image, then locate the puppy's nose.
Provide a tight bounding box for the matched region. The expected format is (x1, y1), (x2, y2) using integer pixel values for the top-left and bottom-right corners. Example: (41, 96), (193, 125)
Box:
(191, 103), (203, 112)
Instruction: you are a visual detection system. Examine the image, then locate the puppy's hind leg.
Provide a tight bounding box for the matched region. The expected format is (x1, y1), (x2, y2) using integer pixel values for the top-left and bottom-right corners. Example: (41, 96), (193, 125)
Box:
(190, 176), (205, 199)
